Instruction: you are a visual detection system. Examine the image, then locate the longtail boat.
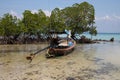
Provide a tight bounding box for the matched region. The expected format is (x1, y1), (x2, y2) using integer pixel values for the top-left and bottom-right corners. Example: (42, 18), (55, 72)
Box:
(26, 30), (76, 62)
(46, 30), (76, 58)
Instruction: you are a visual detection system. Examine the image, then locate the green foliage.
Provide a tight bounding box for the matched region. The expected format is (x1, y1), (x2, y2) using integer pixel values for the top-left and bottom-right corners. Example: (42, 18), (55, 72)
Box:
(22, 10), (36, 34)
(37, 9), (49, 33)
(0, 13), (18, 36)
(0, 1), (97, 44)
(17, 19), (28, 34)
(49, 8), (66, 32)
(22, 9), (49, 34)
(61, 2), (96, 35)
(89, 25), (97, 40)
(0, 25), (4, 36)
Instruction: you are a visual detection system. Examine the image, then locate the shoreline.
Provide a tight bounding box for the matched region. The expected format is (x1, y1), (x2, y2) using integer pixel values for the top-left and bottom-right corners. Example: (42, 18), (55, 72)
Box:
(0, 40), (117, 53)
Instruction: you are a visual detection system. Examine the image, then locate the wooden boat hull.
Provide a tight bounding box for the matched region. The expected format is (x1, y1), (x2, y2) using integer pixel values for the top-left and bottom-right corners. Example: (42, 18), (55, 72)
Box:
(46, 39), (76, 58)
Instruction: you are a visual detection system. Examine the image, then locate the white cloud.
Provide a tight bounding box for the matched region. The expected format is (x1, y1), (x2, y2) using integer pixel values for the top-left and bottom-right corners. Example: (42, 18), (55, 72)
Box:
(10, 10), (22, 19)
(59, 7), (63, 10)
(43, 10), (51, 17)
(95, 15), (112, 21)
(113, 15), (120, 20)
(103, 15), (111, 20)
(31, 9), (51, 17)
(31, 9), (38, 14)
(95, 15), (120, 33)
(9, 10), (51, 19)
(95, 15), (120, 21)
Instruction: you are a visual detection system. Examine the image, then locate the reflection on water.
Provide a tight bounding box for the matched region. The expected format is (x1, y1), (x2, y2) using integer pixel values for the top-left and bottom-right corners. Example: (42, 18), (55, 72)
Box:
(0, 42), (120, 80)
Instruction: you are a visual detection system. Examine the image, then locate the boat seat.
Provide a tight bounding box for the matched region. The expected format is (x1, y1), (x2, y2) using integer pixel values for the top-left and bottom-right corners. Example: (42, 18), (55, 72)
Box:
(58, 41), (68, 46)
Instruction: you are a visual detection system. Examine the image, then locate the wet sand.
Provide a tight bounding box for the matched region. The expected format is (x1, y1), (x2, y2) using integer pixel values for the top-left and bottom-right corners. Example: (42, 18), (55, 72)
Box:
(0, 42), (120, 80)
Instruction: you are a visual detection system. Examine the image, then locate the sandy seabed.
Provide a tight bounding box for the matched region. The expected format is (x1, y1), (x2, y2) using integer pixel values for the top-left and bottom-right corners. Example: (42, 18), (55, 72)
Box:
(0, 42), (120, 80)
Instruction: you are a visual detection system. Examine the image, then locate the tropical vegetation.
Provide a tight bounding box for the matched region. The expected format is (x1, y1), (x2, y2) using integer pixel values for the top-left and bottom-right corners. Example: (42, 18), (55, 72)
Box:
(0, 2), (97, 44)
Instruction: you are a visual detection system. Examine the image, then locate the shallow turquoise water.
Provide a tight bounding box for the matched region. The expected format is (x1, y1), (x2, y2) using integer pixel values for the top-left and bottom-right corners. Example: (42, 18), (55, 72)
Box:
(81, 33), (120, 41)
(78, 41), (120, 66)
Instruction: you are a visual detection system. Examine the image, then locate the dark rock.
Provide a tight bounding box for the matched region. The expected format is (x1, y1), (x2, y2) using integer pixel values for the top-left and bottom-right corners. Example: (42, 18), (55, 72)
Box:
(66, 77), (75, 80)
(110, 37), (114, 42)
(79, 35), (92, 43)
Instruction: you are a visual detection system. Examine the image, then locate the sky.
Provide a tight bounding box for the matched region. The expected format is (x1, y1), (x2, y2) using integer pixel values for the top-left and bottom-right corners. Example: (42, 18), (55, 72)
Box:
(0, 0), (120, 33)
